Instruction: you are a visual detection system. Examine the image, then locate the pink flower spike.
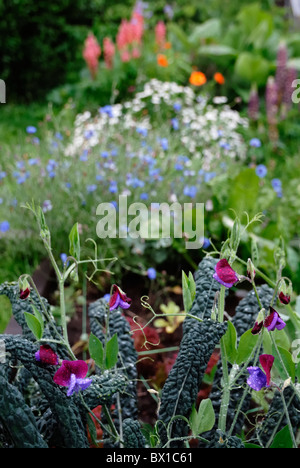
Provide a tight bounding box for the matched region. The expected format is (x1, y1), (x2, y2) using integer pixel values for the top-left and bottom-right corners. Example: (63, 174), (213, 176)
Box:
(259, 354), (275, 386)
(213, 259), (239, 288)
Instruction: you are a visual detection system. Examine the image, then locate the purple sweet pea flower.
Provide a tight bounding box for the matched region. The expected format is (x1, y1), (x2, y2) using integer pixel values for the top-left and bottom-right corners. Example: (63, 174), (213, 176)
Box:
(247, 367), (267, 391)
(53, 360), (92, 396)
(213, 259), (239, 288)
(264, 307), (286, 331)
(247, 354), (274, 391)
(35, 345), (59, 366)
(251, 307), (286, 335)
(109, 285), (132, 311)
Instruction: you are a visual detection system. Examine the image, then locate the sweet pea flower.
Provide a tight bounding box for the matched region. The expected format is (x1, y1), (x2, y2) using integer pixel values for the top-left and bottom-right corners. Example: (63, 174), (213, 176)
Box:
(53, 360), (92, 396)
(264, 307), (286, 332)
(20, 288), (30, 300)
(251, 307), (286, 334)
(279, 291), (290, 305)
(35, 345), (59, 366)
(109, 285), (132, 311)
(247, 354), (274, 391)
(213, 259), (239, 288)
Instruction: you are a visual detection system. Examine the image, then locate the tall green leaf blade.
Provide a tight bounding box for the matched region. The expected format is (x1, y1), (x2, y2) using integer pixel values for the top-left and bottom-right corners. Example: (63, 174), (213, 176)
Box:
(236, 329), (259, 365)
(24, 312), (43, 340)
(223, 321), (237, 364)
(89, 333), (104, 369)
(69, 222), (81, 261)
(105, 333), (119, 370)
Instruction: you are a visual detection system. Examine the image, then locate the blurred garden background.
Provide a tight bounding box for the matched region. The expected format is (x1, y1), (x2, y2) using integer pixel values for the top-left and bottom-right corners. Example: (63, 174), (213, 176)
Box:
(0, 0), (300, 338)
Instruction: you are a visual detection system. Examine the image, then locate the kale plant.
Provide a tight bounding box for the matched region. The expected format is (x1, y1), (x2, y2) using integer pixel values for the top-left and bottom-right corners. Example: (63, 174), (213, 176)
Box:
(0, 206), (299, 448)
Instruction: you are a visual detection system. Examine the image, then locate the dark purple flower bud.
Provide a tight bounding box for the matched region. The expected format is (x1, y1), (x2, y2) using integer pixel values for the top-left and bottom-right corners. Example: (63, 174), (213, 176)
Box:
(213, 259), (239, 288)
(251, 320), (263, 335)
(20, 288), (30, 300)
(279, 291), (291, 305)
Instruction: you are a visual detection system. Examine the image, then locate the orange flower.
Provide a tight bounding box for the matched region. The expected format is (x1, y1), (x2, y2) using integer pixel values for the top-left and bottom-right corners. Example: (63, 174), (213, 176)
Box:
(214, 72), (225, 85)
(189, 71), (207, 86)
(157, 54), (169, 67)
(164, 41), (172, 49)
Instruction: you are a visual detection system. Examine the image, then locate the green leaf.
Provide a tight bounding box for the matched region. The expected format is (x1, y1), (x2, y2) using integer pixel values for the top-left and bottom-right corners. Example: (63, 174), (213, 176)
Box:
(24, 312), (43, 340)
(86, 413), (98, 447)
(189, 19), (221, 43)
(31, 304), (44, 337)
(270, 425), (294, 449)
(230, 217), (241, 254)
(0, 295), (12, 333)
(223, 321), (237, 364)
(182, 271), (195, 313)
(272, 345), (295, 382)
(69, 222), (81, 261)
(244, 443), (262, 448)
(236, 329), (259, 365)
(198, 44), (237, 57)
(105, 333), (119, 370)
(89, 333), (104, 369)
(189, 399), (215, 436)
(228, 168), (260, 218)
(234, 52), (271, 85)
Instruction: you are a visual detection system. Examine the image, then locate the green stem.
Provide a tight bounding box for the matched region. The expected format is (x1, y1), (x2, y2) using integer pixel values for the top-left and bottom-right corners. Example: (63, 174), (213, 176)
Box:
(269, 332), (300, 402)
(102, 404), (120, 442)
(279, 389), (298, 448)
(217, 285), (230, 432)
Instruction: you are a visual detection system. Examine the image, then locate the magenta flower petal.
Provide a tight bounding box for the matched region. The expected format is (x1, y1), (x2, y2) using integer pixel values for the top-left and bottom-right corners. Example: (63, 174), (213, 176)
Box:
(53, 360), (88, 386)
(35, 345), (59, 365)
(259, 354), (274, 386)
(20, 288), (30, 300)
(213, 259), (239, 288)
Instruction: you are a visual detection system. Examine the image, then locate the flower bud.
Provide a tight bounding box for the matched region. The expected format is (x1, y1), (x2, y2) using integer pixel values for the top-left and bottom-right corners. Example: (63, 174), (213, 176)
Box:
(278, 278), (292, 305)
(19, 278), (31, 300)
(247, 258), (256, 282)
